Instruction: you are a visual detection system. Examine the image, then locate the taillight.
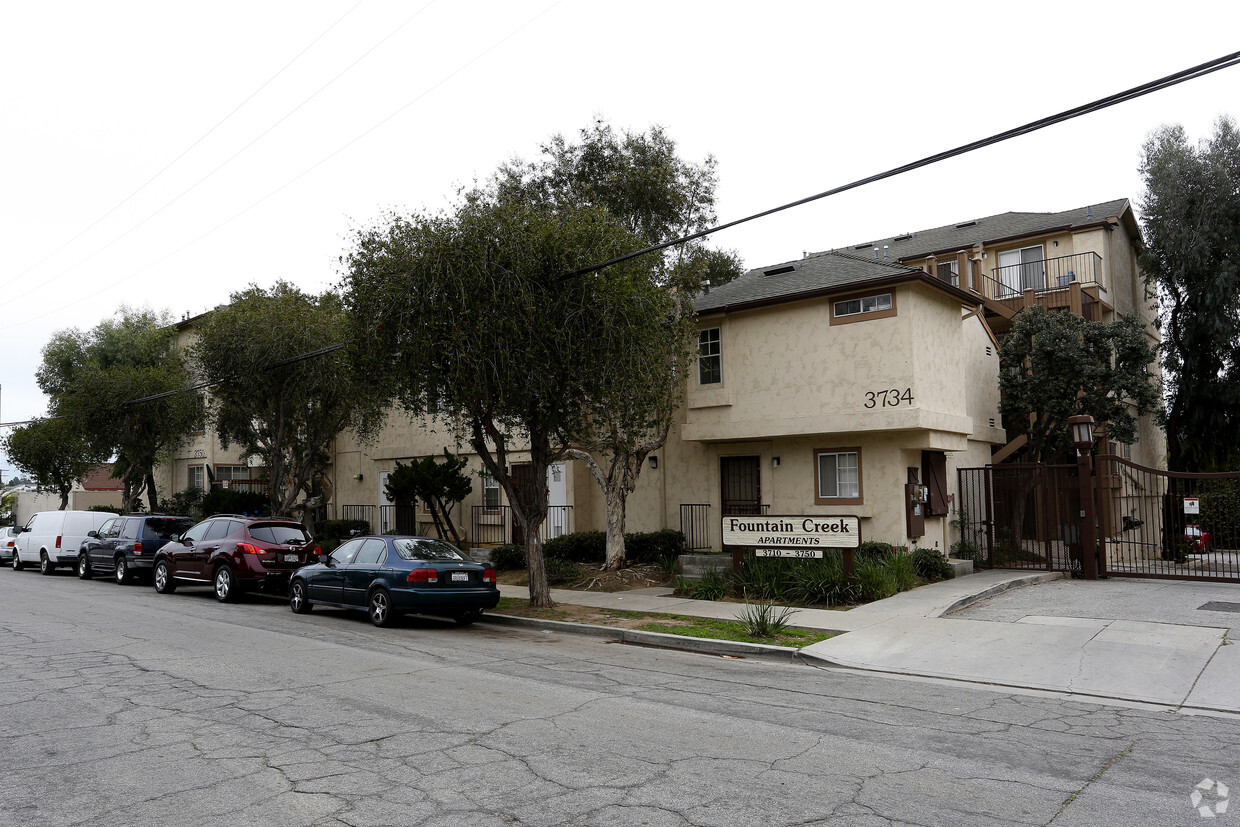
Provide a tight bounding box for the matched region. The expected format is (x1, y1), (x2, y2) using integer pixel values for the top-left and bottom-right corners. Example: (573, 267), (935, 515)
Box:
(133, 541), (144, 555)
(483, 569), (496, 583)
(406, 568), (438, 583)
(312, 545), (322, 556)
(56, 535), (62, 549)
(237, 543), (268, 555)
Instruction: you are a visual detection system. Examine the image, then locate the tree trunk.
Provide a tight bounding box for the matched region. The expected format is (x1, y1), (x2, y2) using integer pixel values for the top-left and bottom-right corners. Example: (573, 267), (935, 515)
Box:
(524, 526), (551, 606)
(603, 488), (626, 570)
(58, 488), (69, 510)
(145, 469), (159, 512)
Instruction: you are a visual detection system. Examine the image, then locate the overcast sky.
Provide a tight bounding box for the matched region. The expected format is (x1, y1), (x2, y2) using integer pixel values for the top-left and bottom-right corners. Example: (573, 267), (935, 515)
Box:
(2, 1), (1238, 478)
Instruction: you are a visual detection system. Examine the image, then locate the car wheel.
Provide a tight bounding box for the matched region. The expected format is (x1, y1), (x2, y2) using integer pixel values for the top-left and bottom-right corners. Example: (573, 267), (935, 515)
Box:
(153, 560), (176, 594)
(39, 552), (54, 576)
(368, 589), (395, 627)
(77, 554), (92, 580)
(454, 609), (482, 626)
(114, 557), (130, 585)
(289, 580), (312, 614)
(12, 551), (24, 571)
(213, 566), (238, 603)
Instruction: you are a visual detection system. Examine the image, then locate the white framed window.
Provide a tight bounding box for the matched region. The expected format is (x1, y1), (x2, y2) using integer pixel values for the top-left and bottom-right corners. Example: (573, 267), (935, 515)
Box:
(815, 449), (862, 504)
(482, 470), (501, 510)
(214, 465), (249, 481)
(834, 293), (892, 317)
(936, 260), (959, 287)
(698, 328), (721, 385)
(188, 465), (204, 490)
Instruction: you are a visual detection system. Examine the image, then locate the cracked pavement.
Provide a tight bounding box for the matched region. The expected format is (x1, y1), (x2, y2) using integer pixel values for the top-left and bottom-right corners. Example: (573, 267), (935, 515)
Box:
(2, 571), (1239, 826)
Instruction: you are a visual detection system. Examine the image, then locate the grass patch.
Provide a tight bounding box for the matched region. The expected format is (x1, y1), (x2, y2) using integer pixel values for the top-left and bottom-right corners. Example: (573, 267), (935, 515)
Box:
(636, 617), (833, 647)
(495, 596), (570, 621)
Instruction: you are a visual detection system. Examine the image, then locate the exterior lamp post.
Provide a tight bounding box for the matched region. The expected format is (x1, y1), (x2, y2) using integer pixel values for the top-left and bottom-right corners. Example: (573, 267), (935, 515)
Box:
(1067, 414), (1101, 579)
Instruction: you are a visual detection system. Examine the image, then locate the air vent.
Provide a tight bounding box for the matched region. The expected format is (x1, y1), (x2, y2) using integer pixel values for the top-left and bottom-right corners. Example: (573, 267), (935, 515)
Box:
(986, 346), (992, 357)
(893, 233), (913, 242)
(955, 220), (977, 228)
(989, 418), (996, 427)
(853, 242), (871, 250)
(763, 265), (795, 277)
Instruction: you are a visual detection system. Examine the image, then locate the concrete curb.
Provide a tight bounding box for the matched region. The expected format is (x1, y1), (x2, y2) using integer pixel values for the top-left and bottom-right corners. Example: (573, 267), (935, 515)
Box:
(930, 571), (1067, 618)
(480, 613), (803, 662)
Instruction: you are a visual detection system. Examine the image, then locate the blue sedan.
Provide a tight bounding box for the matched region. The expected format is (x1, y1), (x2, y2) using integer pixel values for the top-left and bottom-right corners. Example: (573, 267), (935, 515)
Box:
(288, 535), (499, 627)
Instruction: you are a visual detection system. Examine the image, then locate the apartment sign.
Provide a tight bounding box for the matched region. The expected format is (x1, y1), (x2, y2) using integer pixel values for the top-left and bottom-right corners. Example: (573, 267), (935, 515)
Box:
(722, 515), (861, 558)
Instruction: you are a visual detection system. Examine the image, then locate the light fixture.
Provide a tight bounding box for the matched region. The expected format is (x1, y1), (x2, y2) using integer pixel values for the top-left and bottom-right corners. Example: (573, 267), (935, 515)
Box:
(648, 456), (658, 469)
(772, 456), (781, 467)
(352, 473), (364, 482)
(1067, 414), (1095, 453)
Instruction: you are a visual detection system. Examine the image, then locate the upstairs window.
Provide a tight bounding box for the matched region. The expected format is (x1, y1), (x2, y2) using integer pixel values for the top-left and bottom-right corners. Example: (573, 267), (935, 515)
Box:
(698, 328), (722, 385)
(834, 293), (892, 317)
(482, 470), (501, 510)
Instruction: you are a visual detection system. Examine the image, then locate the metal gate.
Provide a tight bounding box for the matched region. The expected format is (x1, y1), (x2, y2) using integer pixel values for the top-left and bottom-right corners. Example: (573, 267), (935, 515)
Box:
(958, 458), (1240, 583)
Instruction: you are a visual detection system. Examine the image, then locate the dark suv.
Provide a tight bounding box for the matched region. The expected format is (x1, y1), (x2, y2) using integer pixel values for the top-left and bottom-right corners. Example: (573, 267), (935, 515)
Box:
(77, 514), (195, 584)
(152, 514), (320, 602)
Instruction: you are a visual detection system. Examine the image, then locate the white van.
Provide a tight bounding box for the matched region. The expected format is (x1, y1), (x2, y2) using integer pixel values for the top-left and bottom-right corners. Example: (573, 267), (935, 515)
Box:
(13, 510), (114, 575)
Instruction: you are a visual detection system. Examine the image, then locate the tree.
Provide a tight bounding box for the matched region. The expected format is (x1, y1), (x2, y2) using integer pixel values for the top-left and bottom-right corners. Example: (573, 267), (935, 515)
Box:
(383, 450), (472, 546)
(999, 306), (1161, 462)
(1139, 117), (1240, 471)
(2, 418), (106, 509)
(345, 187), (665, 606)
(36, 308), (203, 512)
(191, 282), (386, 516)
(499, 122), (739, 569)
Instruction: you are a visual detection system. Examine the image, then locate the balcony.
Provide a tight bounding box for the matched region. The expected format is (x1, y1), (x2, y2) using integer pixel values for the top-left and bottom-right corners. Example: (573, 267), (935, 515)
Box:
(968, 252), (1109, 323)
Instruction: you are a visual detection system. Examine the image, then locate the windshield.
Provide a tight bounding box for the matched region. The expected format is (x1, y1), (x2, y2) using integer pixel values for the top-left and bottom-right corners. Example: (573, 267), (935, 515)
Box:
(248, 523), (312, 545)
(392, 538), (469, 562)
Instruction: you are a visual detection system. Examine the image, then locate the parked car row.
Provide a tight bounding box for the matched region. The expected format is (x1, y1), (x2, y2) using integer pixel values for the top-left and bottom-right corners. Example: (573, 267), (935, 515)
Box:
(8, 510), (500, 627)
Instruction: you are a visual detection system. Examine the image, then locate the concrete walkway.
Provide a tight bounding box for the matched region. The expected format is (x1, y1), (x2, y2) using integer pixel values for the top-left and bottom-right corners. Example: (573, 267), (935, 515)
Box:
(498, 569), (1240, 713)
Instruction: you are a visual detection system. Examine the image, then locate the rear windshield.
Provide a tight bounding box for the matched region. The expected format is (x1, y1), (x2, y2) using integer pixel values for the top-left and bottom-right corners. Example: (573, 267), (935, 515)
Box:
(144, 518), (194, 540)
(392, 538), (469, 562)
(248, 523), (312, 545)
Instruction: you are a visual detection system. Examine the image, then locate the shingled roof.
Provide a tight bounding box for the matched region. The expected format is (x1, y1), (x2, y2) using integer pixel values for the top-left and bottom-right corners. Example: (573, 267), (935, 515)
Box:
(833, 197), (1133, 262)
(695, 198), (1134, 314)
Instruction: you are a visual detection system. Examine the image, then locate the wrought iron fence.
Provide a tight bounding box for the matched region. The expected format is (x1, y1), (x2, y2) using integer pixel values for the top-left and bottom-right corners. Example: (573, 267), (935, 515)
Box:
(679, 503), (712, 551)
(470, 505), (573, 546)
(990, 251), (1102, 297)
(338, 505), (375, 528)
(957, 464), (1081, 572)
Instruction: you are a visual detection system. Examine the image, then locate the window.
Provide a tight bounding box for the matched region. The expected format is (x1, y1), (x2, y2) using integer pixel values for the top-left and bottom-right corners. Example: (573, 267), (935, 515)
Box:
(997, 244), (1046, 295)
(698, 328), (722, 385)
(936, 260), (959, 287)
(815, 449), (862, 504)
(182, 522), (211, 543)
(834, 293), (892, 317)
(354, 538), (387, 566)
(214, 465), (249, 481)
(120, 519), (141, 541)
(330, 539), (364, 566)
(482, 471), (501, 510)
(188, 465), (204, 490)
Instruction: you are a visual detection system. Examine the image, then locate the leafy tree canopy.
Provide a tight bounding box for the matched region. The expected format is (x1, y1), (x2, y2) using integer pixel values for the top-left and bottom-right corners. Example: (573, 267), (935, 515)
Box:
(1139, 117), (1240, 471)
(2, 417), (107, 509)
(35, 307), (202, 511)
(384, 450), (472, 545)
(192, 282), (387, 516)
(999, 307), (1160, 462)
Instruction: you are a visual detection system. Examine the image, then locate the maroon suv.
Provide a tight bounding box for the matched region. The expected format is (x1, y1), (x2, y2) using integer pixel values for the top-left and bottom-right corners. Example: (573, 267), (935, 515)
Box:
(152, 514), (320, 602)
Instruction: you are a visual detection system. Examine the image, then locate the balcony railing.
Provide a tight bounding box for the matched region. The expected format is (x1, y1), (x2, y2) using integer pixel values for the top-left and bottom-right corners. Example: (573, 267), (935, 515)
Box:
(680, 504), (712, 551)
(986, 251), (1102, 299)
(470, 505), (574, 546)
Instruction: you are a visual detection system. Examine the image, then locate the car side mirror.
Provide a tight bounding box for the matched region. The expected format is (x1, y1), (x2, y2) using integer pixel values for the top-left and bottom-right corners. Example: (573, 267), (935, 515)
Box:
(87, 530), (98, 538)
(181, 537), (192, 546)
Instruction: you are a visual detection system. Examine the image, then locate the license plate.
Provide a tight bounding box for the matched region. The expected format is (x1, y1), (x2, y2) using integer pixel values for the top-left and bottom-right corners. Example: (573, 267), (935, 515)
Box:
(283, 553), (299, 562)
(450, 571), (469, 582)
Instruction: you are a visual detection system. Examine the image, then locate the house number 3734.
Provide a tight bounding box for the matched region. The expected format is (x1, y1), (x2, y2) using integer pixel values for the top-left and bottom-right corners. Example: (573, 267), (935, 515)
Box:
(864, 388), (914, 408)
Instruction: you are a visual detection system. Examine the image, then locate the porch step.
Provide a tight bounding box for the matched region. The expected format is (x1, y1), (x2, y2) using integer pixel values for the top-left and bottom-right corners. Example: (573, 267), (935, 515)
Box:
(677, 553), (730, 582)
(946, 557), (974, 577)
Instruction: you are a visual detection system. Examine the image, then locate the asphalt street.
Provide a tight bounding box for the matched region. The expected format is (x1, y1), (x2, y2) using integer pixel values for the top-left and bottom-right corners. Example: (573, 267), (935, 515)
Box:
(2, 569), (1238, 826)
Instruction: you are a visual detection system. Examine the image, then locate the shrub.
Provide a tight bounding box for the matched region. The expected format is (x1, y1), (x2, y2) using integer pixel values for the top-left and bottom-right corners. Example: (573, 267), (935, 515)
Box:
(314, 519), (370, 542)
(888, 547), (917, 592)
(157, 488), (205, 520)
(857, 540), (896, 560)
(489, 544), (527, 571)
(624, 529), (687, 564)
(949, 540), (979, 562)
(913, 547), (955, 581)
(734, 555), (791, 600)
(544, 556), (582, 585)
(853, 555), (897, 602)
(88, 504), (124, 514)
(544, 531), (606, 563)
(200, 488), (270, 518)
(739, 599), (796, 638)
(676, 567), (731, 600)
(785, 552), (851, 606)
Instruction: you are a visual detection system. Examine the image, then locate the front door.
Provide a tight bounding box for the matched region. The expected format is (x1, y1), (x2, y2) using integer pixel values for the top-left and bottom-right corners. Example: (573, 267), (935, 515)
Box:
(547, 463), (567, 539)
(377, 471), (392, 533)
(721, 456), (762, 515)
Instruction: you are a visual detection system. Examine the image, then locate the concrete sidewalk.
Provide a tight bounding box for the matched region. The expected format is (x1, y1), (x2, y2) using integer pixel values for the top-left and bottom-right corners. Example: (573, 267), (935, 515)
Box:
(498, 570), (1240, 713)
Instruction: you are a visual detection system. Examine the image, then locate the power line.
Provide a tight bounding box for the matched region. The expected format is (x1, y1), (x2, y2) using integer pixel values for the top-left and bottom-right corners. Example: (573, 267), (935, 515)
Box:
(10, 0), (566, 330)
(0, 0), (367, 294)
(7, 48), (1240, 422)
(558, 48), (1240, 281)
